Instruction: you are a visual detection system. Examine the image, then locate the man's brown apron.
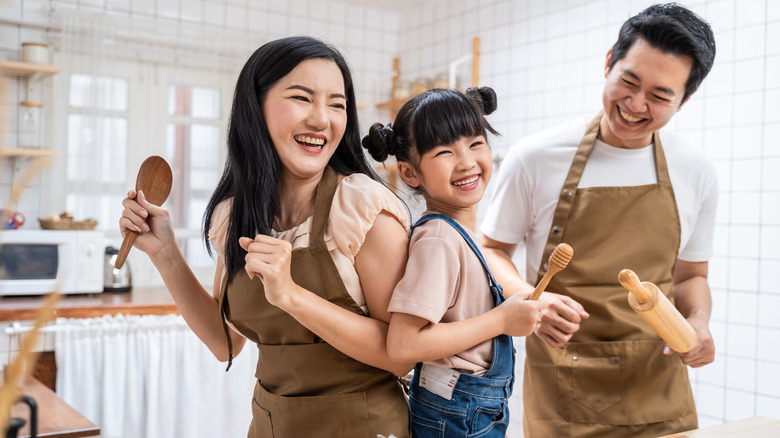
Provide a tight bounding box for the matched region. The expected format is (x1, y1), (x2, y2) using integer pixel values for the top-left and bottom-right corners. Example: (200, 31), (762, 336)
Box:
(522, 113), (697, 437)
(219, 167), (410, 437)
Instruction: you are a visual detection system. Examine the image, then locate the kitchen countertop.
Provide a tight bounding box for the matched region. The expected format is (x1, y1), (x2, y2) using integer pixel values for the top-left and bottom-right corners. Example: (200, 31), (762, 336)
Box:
(659, 417), (780, 437)
(0, 287), (178, 322)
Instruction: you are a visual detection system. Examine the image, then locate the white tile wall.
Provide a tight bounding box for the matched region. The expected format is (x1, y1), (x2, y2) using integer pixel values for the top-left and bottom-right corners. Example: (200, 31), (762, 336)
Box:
(1, 0), (779, 435)
(392, 0), (779, 434)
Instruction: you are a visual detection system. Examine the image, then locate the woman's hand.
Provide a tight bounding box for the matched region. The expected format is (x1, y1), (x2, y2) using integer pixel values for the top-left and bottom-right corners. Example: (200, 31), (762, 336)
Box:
(239, 235), (299, 309)
(119, 189), (175, 258)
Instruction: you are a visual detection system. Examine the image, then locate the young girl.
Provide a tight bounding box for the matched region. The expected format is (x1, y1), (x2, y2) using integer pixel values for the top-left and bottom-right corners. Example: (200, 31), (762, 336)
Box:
(363, 87), (543, 437)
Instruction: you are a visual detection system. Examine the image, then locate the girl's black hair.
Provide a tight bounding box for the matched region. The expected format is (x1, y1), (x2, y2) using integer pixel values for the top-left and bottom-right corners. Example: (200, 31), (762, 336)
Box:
(204, 36), (376, 279)
(362, 86), (498, 167)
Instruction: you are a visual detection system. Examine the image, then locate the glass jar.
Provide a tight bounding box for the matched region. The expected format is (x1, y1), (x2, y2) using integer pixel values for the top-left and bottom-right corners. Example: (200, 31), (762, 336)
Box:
(393, 80), (411, 101)
(19, 101), (44, 148)
(412, 76), (432, 95)
(434, 72), (450, 89)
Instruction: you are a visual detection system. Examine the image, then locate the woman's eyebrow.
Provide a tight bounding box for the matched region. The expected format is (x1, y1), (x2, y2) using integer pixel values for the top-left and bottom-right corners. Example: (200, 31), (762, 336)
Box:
(286, 84), (346, 100)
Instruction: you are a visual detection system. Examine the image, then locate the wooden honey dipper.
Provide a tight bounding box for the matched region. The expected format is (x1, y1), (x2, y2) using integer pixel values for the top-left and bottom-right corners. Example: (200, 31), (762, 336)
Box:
(528, 243), (573, 300)
(114, 156), (173, 269)
(618, 269), (697, 353)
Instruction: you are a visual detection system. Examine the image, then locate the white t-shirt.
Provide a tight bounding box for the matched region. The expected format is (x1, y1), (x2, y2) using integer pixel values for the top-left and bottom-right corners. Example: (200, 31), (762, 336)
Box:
(481, 115), (719, 281)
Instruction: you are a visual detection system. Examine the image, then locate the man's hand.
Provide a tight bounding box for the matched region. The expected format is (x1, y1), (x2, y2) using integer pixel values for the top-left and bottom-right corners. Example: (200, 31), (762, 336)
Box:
(534, 292), (589, 347)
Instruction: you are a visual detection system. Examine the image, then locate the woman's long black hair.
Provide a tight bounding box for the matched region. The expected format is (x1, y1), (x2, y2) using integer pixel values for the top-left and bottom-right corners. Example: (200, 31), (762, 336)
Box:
(204, 36), (376, 280)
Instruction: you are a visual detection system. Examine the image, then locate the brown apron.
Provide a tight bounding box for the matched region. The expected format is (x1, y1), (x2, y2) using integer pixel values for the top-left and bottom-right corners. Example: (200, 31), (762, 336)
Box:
(522, 112), (697, 437)
(219, 167), (410, 438)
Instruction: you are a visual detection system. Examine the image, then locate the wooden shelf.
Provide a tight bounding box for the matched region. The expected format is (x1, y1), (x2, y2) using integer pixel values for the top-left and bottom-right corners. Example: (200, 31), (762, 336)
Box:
(0, 148), (56, 158)
(0, 60), (60, 78)
(377, 37), (481, 119)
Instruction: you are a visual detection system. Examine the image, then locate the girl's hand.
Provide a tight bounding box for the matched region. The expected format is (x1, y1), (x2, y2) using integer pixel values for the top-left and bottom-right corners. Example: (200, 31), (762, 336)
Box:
(119, 189), (175, 258)
(239, 235), (298, 308)
(499, 294), (543, 337)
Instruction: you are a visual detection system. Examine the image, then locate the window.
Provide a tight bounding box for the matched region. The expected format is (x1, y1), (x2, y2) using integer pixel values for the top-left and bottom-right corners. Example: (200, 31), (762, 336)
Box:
(65, 74), (129, 233)
(166, 85), (222, 268)
(56, 62), (230, 286)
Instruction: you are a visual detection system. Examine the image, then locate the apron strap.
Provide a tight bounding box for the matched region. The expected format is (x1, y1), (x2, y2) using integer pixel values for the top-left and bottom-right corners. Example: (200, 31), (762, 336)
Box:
(309, 167), (339, 248)
(536, 111), (672, 283)
(652, 131), (672, 185)
(219, 166), (340, 371)
(539, 111), (601, 280)
(412, 213), (504, 303)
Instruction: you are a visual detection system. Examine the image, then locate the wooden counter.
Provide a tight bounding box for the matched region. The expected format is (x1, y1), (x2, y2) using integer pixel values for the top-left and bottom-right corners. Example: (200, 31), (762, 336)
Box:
(6, 375), (100, 438)
(0, 287), (178, 322)
(660, 417), (780, 437)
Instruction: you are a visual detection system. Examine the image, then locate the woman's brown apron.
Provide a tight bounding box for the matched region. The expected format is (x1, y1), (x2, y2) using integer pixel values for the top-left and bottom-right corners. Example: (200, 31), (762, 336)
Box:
(522, 113), (698, 437)
(219, 167), (410, 437)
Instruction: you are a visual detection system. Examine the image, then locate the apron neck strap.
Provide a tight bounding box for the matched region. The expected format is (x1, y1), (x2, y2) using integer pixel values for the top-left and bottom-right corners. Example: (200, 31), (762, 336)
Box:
(309, 167), (338, 245)
(413, 213), (501, 292)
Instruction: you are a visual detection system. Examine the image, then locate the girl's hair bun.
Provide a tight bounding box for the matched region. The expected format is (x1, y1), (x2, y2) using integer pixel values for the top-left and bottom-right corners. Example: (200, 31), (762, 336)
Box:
(362, 122), (396, 162)
(466, 86), (498, 115)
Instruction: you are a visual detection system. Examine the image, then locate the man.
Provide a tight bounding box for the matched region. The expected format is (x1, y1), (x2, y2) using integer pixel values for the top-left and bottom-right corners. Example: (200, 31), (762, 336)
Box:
(481, 4), (717, 437)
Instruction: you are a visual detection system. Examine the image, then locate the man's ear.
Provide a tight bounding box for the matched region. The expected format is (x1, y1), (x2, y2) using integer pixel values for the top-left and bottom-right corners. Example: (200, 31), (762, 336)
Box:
(397, 161), (420, 188)
(604, 49), (613, 78)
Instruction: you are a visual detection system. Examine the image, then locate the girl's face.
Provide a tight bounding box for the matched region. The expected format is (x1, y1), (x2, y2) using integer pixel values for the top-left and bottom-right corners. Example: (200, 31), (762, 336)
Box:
(263, 58), (348, 182)
(403, 135), (493, 218)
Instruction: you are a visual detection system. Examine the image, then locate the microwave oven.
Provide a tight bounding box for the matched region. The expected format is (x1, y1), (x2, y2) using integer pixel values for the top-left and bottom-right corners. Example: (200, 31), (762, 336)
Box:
(0, 230), (105, 295)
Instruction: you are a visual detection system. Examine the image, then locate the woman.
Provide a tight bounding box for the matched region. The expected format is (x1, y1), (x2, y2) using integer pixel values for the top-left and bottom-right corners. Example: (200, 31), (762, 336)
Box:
(120, 36), (413, 437)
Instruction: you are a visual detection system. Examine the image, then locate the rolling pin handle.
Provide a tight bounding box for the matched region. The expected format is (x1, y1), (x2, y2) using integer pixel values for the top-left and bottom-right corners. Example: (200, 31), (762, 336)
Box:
(618, 269), (653, 303)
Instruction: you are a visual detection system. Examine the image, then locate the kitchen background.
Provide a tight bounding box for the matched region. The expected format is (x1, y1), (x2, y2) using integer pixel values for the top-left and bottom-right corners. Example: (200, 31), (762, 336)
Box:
(0, 0), (778, 436)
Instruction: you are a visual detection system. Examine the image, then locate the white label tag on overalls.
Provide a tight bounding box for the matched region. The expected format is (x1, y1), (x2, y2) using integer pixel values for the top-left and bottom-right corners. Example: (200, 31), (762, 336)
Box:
(419, 363), (460, 400)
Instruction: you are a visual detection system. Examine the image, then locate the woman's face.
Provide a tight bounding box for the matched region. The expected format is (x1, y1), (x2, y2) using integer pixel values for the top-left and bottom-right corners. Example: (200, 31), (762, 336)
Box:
(263, 58), (348, 181)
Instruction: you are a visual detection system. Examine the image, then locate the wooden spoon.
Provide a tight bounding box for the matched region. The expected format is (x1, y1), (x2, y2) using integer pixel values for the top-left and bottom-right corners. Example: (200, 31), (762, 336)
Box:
(528, 243), (573, 300)
(114, 156), (173, 269)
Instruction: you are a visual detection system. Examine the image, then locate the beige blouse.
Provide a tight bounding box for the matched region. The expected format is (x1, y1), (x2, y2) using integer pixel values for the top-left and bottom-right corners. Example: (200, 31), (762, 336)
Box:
(208, 173), (410, 314)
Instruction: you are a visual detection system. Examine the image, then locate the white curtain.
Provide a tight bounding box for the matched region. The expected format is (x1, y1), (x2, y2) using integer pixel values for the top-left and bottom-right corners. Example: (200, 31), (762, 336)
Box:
(55, 314), (258, 438)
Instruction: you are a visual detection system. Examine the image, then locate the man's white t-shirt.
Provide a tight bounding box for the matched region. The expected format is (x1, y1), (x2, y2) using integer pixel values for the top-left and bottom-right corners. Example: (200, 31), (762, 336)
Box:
(481, 115), (719, 281)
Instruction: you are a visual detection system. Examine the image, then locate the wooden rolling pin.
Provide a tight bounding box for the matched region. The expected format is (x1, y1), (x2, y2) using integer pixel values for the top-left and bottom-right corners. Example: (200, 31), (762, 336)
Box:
(618, 269), (697, 353)
(528, 243), (573, 300)
(114, 156), (173, 269)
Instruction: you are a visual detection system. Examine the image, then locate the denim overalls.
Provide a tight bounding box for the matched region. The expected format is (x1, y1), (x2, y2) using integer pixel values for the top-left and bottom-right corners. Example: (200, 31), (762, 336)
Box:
(408, 213), (515, 438)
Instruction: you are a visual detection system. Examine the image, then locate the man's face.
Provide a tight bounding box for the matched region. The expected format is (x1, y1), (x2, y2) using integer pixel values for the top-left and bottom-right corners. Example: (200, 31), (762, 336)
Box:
(600, 37), (693, 149)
